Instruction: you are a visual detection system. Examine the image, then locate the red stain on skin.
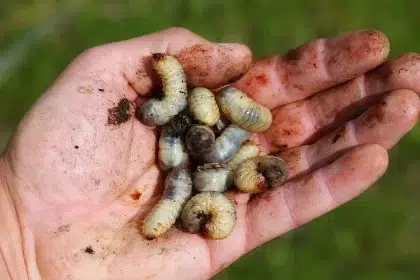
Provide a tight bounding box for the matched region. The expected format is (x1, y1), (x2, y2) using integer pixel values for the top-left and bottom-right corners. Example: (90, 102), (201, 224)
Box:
(257, 181), (268, 192)
(131, 191), (142, 200)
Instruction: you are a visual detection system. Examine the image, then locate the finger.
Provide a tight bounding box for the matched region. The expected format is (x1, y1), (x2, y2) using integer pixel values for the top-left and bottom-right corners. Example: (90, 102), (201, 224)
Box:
(279, 89), (420, 180)
(77, 27), (253, 96)
(233, 29), (389, 109)
(245, 143), (388, 250)
(265, 52), (420, 151)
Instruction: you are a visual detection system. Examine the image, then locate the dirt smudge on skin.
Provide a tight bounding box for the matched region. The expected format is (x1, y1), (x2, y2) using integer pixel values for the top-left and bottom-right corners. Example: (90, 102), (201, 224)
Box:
(332, 126), (346, 144)
(108, 98), (131, 125)
(131, 190), (142, 200)
(83, 246), (95, 254)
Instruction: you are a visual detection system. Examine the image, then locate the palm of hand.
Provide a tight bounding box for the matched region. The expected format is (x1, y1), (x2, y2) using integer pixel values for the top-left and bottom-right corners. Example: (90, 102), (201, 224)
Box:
(3, 28), (419, 280)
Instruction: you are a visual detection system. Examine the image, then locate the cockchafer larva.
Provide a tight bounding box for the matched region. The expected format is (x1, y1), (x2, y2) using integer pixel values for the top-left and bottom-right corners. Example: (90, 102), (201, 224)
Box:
(192, 163), (232, 193)
(203, 124), (251, 163)
(158, 125), (189, 171)
(181, 191), (236, 239)
(185, 125), (216, 154)
(212, 115), (230, 135)
(216, 86), (273, 132)
(225, 140), (260, 171)
(142, 168), (192, 239)
(138, 53), (188, 126)
(234, 155), (288, 193)
(188, 87), (220, 126)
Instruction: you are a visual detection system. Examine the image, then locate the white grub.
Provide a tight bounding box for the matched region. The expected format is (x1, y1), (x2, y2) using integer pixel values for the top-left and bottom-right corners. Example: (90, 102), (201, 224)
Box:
(234, 155), (288, 193)
(158, 125), (189, 171)
(225, 140), (260, 171)
(188, 87), (220, 126)
(203, 124), (251, 163)
(181, 191), (236, 239)
(142, 168), (192, 239)
(216, 86), (272, 132)
(138, 53), (188, 126)
(212, 115), (231, 135)
(185, 125), (216, 154)
(193, 163), (232, 193)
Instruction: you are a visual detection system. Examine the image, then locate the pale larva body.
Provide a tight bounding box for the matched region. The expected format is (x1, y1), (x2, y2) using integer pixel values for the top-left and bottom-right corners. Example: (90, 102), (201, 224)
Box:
(188, 87), (220, 126)
(142, 168), (192, 239)
(216, 86), (273, 132)
(203, 124), (251, 163)
(185, 125), (216, 154)
(234, 155), (288, 193)
(213, 115), (230, 135)
(138, 53), (188, 126)
(181, 191), (236, 239)
(158, 125), (189, 171)
(225, 141), (260, 171)
(193, 163), (232, 192)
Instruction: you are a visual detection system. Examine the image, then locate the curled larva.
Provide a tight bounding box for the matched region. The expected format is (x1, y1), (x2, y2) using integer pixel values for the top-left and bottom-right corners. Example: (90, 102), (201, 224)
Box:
(181, 191), (236, 239)
(216, 86), (273, 132)
(188, 87), (220, 126)
(193, 163), (232, 192)
(138, 53), (188, 126)
(142, 168), (192, 239)
(225, 140), (260, 171)
(158, 125), (189, 171)
(185, 125), (216, 154)
(203, 124), (251, 163)
(234, 155), (288, 193)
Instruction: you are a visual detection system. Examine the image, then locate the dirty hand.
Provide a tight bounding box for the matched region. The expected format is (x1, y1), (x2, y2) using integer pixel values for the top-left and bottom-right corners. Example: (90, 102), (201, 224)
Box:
(0, 27), (419, 280)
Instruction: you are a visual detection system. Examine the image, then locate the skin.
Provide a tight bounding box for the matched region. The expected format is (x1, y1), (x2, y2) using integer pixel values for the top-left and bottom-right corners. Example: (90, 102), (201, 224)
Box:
(0, 27), (419, 280)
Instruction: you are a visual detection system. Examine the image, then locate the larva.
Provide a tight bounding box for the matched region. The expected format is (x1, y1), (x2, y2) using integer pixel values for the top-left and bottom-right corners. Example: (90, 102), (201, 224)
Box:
(138, 53), (188, 126)
(185, 125), (216, 154)
(225, 140), (260, 171)
(234, 155), (288, 193)
(193, 163), (232, 193)
(216, 86), (273, 132)
(181, 191), (236, 239)
(213, 115), (230, 135)
(203, 124), (251, 163)
(158, 125), (189, 171)
(188, 87), (220, 126)
(142, 168), (192, 239)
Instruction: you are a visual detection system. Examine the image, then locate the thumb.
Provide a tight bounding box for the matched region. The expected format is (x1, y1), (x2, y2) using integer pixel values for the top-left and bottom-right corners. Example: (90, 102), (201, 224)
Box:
(114, 27), (253, 94)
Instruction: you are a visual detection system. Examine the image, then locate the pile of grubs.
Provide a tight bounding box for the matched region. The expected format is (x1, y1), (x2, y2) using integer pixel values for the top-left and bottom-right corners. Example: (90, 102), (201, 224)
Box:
(137, 53), (289, 240)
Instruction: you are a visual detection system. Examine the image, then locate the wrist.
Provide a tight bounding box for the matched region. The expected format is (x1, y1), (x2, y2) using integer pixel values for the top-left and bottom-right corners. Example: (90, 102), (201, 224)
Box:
(0, 157), (28, 279)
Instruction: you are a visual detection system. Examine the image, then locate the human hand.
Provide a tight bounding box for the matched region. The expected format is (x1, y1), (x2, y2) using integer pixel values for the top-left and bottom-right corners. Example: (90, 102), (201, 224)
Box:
(0, 27), (418, 280)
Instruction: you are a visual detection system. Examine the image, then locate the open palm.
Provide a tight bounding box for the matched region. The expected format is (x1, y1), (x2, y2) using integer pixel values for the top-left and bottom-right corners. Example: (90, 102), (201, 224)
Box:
(2, 27), (419, 280)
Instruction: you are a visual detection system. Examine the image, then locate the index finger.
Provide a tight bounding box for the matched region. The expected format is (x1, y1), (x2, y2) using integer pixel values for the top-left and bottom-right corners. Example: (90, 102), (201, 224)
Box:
(233, 29), (390, 109)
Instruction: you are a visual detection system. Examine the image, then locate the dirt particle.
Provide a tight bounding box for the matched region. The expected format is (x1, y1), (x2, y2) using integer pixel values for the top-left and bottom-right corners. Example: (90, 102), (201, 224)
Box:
(83, 246), (95, 254)
(74, 145), (79, 149)
(98, 88), (104, 92)
(107, 98), (131, 125)
(131, 190), (142, 200)
(332, 127), (346, 144)
(152, 53), (167, 62)
(279, 144), (288, 149)
(78, 86), (93, 95)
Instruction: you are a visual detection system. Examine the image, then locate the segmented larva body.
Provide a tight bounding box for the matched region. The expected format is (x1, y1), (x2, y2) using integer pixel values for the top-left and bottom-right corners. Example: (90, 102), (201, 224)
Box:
(203, 124), (251, 163)
(158, 125), (189, 171)
(188, 87), (220, 126)
(216, 86), (273, 132)
(138, 53), (188, 126)
(185, 125), (216, 154)
(193, 163), (232, 193)
(142, 168), (192, 239)
(234, 156), (288, 193)
(225, 141), (260, 171)
(213, 116), (230, 135)
(181, 191), (236, 239)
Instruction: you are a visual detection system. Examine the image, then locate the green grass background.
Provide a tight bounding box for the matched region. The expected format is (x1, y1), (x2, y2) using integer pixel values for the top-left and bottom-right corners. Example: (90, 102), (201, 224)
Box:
(1, 1), (419, 279)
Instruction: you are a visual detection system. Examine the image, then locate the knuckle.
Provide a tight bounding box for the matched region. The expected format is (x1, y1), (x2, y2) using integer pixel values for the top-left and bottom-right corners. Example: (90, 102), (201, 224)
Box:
(165, 26), (195, 37)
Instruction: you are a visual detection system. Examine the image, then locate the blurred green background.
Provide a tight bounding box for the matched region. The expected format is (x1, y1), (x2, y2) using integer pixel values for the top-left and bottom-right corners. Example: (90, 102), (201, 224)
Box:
(1, 1), (419, 279)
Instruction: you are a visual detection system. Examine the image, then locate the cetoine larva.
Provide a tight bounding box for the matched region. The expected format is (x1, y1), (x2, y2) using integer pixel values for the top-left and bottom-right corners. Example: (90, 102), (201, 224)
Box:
(138, 53), (188, 126)
(188, 87), (220, 126)
(158, 125), (189, 171)
(203, 124), (251, 163)
(185, 125), (216, 154)
(216, 86), (273, 132)
(234, 155), (289, 193)
(181, 191), (236, 239)
(142, 168), (192, 239)
(225, 140), (260, 171)
(193, 163), (232, 193)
